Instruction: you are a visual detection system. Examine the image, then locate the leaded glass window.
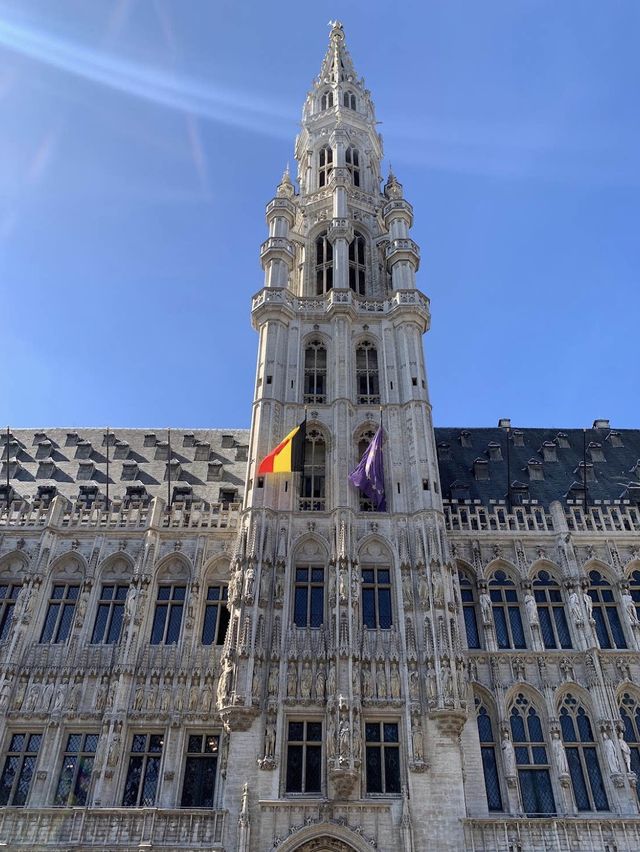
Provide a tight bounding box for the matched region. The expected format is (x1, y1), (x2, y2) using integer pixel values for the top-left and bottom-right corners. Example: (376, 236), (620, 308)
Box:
(320, 91), (333, 111)
(54, 733), (98, 806)
(299, 430), (326, 512)
(0, 733), (42, 806)
(304, 341), (327, 404)
(91, 584), (128, 644)
(559, 694), (609, 811)
(293, 566), (324, 628)
(356, 341), (380, 404)
(459, 571), (481, 649)
(533, 571), (572, 649)
(201, 585), (229, 646)
(345, 146), (360, 187)
(0, 583), (20, 643)
(285, 721), (322, 794)
(181, 733), (219, 807)
(40, 584), (79, 644)
(587, 570), (627, 649)
(343, 90), (356, 110)
(362, 567), (392, 629)
(365, 722), (401, 795)
(122, 733), (163, 807)
(475, 699), (503, 811)
(490, 571), (526, 650)
(318, 145), (333, 187)
(510, 694), (555, 816)
(150, 585), (186, 645)
(620, 692), (640, 798)
(315, 232), (333, 294)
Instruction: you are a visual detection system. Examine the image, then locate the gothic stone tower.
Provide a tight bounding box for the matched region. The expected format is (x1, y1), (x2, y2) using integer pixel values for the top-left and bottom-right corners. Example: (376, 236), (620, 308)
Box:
(217, 22), (467, 851)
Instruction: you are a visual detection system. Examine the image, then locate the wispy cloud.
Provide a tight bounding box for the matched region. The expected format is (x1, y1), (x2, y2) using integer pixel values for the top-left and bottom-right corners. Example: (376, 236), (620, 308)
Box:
(0, 16), (297, 139)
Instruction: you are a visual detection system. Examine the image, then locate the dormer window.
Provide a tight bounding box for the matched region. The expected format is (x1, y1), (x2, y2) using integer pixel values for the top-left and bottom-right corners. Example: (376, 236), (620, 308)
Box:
(527, 459), (544, 480)
(588, 442), (605, 463)
(121, 460), (139, 481)
(65, 432), (79, 446)
(345, 146), (360, 187)
(320, 90), (333, 111)
(167, 459), (182, 480)
(512, 430), (524, 447)
(102, 432), (116, 447)
(33, 432), (48, 444)
(35, 440), (53, 460)
(194, 441), (211, 461)
(143, 433), (157, 447)
(172, 485), (193, 506)
(607, 431), (623, 448)
(78, 485), (99, 507)
(235, 445), (248, 462)
(124, 486), (148, 507)
(207, 462), (224, 481)
(540, 442), (557, 463)
(75, 441), (92, 460)
(183, 433), (195, 447)
(155, 442), (169, 461)
(77, 460), (95, 480)
(37, 458), (57, 479)
(343, 90), (356, 110)
(487, 442), (502, 462)
(575, 461), (595, 482)
(114, 441), (130, 460)
(437, 442), (451, 461)
(348, 231), (366, 295)
(510, 481), (530, 504)
(473, 458), (489, 481)
(450, 480), (470, 501)
(460, 430), (472, 449)
(318, 146), (333, 188)
(36, 485), (57, 507)
(556, 432), (570, 449)
(221, 434), (235, 449)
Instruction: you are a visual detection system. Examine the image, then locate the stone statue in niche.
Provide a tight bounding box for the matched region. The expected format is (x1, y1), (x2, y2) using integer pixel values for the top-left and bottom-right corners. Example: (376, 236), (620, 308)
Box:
(479, 591), (492, 626)
(431, 568), (444, 607)
(339, 719), (350, 761)
(389, 662), (401, 700)
(286, 662), (297, 698)
(524, 591), (538, 625)
(621, 591), (640, 627)
(551, 729), (569, 775)
(618, 729), (632, 773)
(603, 730), (621, 774)
(501, 730), (517, 778)
(568, 590), (583, 626)
(267, 665), (279, 697)
(417, 573), (430, 608)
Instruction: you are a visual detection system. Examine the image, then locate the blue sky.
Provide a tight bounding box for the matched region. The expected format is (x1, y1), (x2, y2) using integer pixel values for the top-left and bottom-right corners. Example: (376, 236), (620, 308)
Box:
(1, 0), (639, 429)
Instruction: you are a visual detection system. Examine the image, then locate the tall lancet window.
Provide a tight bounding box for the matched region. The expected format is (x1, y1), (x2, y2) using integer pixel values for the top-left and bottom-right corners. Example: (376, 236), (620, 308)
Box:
(320, 91), (333, 111)
(315, 232), (333, 295)
(489, 570), (526, 650)
(348, 232), (366, 296)
(343, 90), (357, 110)
(318, 146), (333, 188)
(475, 699), (503, 812)
(533, 570), (572, 650)
(587, 570), (627, 649)
(510, 693), (555, 816)
(304, 341), (327, 404)
(299, 429), (326, 512)
(345, 146), (360, 186)
(356, 341), (380, 404)
(458, 570), (481, 649)
(559, 694), (609, 812)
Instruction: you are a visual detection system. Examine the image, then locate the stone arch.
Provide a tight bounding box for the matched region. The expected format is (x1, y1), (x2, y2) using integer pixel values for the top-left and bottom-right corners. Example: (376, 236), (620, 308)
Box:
(275, 822), (373, 852)
(456, 557), (477, 581)
(0, 550), (28, 582)
(484, 558), (519, 583)
(528, 558), (563, 583)
(624, 558), (640, 579)
(615, 680), (640, 706)
(583, 558), (617, 582)
(202, 555), (232, 583)
(292, 533), (330, 564)
(504, 683), (549, 720)
(97, 551), (134, 583)
(553, 681), (597, 715)
(302, 329), (332, 348)
(154, 553), (192, 584)
(357, 534), (396, 565)
(48, 551), (86, 583)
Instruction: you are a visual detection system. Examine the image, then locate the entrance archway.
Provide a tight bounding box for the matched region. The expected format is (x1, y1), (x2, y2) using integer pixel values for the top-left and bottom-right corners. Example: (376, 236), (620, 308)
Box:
(274, 823), (372, 852)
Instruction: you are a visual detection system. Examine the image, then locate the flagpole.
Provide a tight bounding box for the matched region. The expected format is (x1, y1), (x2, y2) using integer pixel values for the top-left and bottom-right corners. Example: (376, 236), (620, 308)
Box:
(106, 427), (110, 508)
(168, 427), (172, 509)
(582, 428), (588, 512)
(5, 426), (9, 492)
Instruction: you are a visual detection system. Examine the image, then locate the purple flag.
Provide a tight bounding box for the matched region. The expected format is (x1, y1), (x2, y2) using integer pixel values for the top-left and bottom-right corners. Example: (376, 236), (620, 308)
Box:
(348, 425), (386, 511)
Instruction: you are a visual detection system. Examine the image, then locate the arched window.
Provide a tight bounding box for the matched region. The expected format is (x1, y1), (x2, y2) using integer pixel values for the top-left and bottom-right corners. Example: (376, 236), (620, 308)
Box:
(356, 341), (380, 404)
(299, 429), (326, 512)
(303, 341), (327, 404)
(629, 570), (640, 623)
(320, 90), (333, 111)
(587, 570), (627, 649)
(559, 693), (609, 811)
(510, 693), (556, 816)
(459, 570), (481, 649)
(0, 582), (20, 642)
(343, 90), (357, 110)
(489, 570), (526, 649)
(619, 692), (640, 789)
(355, 428), (376, 512)
(475, 698), (503, 812)
(318, 145), (333, 187)
(348, 231), (366, 295)
(533, 570), (572, 649)
(315, 232), (333, 295)
(345, 146), (360, 187)
(362, 566), (392, 629)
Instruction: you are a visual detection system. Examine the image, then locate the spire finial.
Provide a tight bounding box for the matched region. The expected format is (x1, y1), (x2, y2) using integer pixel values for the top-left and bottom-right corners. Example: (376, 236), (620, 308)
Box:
(277, 162), (294, 198)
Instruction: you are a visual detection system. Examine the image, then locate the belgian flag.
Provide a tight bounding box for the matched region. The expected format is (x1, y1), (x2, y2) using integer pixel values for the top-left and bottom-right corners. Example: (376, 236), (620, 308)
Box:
(258, 419), (306, 475)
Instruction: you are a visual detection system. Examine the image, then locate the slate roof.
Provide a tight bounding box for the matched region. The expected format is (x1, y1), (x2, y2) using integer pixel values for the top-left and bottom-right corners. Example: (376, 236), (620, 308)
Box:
(434, 425), (640, 508)
(1, 428), (252, 505)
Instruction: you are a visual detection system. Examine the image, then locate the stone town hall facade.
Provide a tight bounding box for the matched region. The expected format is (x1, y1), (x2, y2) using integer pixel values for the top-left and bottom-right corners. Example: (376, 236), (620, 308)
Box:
(2, 23), (640, 852)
